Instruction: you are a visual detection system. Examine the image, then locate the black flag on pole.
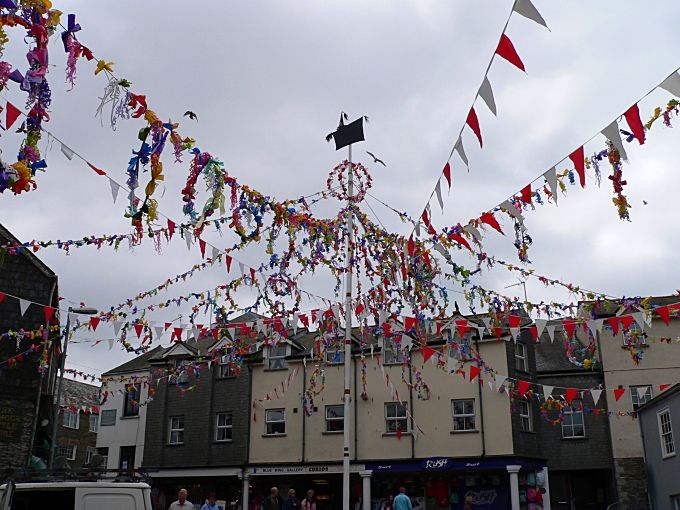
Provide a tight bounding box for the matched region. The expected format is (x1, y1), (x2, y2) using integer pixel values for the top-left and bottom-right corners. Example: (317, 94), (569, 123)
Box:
(326, 113), (366, 150)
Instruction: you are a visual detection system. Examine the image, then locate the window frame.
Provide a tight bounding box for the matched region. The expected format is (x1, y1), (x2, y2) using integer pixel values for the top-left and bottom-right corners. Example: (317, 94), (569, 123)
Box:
(325, 405), (345, 433)
(515, 342), (527, 372)
(100, 409), (116, 426)
(89, 414), (99, 433)
(519, 400), (533, 432)
(168, 416), (185, 445)
(266, 344), (289, 370)
(622, 324), (647, 346)
(561, 400), (586, 439)
(264, 408), (286, 436)
(384, 402), (408, 434)
(658, 408), (676, 459)
(215, 412), (234, 442)
(672, 494), (680, 510)
(85, 446), (97, 464)
(325, 348), (345, 365)
(123, 384), (141, 417)
(631, 385), (653, 411)
(452, 399), (476, 432)
(56, 444), (76, 461)
(62, 409), (79, 430)
(218, 356), (237, 378)
(383, 338), (404, 365)
(96, 447), (109, 467)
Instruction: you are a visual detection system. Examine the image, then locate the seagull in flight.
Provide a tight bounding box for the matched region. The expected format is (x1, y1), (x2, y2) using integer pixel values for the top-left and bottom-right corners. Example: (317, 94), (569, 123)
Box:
(366, 151), (386, 166)
(183, 111), (198, 121)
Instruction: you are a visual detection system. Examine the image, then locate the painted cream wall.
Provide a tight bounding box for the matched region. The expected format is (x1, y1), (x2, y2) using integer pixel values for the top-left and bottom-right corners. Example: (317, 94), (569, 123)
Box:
(597, 319), (680, 458)
(96, 373), (150, 469)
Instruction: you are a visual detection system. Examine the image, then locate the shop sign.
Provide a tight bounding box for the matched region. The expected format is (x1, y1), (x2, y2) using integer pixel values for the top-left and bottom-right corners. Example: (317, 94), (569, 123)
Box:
(421, 457), (450, 470)
(250, 464), (363, 475)
(366, 457), (545, 473)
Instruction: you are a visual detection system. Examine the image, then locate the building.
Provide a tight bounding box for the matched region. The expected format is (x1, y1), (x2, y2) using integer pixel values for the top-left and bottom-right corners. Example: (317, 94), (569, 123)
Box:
(55, 378), (100, 469)
(0, 223), (60, 470)
(96, 345), (162, 472)
(535, 330), (615, 508)
(637, 383), (680, 509)
(587, 297), (680, 509)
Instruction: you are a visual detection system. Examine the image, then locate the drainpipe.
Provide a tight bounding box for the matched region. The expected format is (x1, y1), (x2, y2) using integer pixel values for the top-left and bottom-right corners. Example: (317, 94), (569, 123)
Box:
(353, 351), (358, 461)
(246, 364), (253, 466)
(473, 336), (486, 457)
(408, 357), (415, 460)
(301, 360), (307, 463)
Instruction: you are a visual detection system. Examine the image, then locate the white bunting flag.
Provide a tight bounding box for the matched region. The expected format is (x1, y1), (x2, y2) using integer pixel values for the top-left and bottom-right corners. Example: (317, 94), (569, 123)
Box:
(239, 262), (245, 278)
(184, 231), (192, 250)
(192, 326), (201, 343)
(292, 314), (299, 336)
(636, 386), (648, 401)
(414, 221), (421, 237)
(481, 316), (493, 334)
(113, 320), (123, 337)
(211, 246), (220, 262)
(107, 339), (114, 351)
(464, 224), (482, 243)
(601, 121), (628, 161)
(542, 385), (554, 399)
(643, 310), (653, 328)
(154, 326), (164, 340)
(632, 312), (646, 330)
(495, 375), (508, 392)
(370, 344), (374, 359)
(447, 356), (457, 373)
(19, 299), (30, 317)
(454, 138), (469, 168)
(591, 388), (603, 406)
(401, 334), (413, 352)
(587, 319), (604, 337)
(487, 380), (495, 392)
(546, 324), (557, 343)
(534, 318), (548, 339)
(659, 71), (680, 97)
(510, 326), (520, 343)
(108, 178), (120, 203)
(477, 326), (486, 341)
(544, 167), (558, 204)
(60, 143), (75, 160)
(478, 76), (497, 116)
(435, 180), (444, 213)
(514, 0), (548, 28)
(433, 244), (448, 259)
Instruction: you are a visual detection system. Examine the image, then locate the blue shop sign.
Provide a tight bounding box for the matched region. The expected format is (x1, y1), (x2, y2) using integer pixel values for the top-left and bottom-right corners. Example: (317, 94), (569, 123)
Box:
(366, 457), (544, 473)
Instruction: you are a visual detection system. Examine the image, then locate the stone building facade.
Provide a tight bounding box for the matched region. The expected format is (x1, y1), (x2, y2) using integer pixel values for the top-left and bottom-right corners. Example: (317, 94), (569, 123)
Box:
(55, 378), (100, 469)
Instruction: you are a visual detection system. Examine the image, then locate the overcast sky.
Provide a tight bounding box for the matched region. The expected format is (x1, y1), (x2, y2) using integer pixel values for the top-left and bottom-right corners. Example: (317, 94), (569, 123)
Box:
(1, 0), (680, 379)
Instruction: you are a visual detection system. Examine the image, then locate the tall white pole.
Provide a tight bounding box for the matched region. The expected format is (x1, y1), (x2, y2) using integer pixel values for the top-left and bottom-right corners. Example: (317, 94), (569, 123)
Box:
(342, 144), (354, 510)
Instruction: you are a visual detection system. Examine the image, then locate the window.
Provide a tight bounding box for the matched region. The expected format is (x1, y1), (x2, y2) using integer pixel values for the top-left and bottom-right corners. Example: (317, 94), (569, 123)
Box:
(123, 384), (141, 417)
(265, 409), (286, 435)
(631, 385), (653, 411)
(325, 405), (344, 432)
(89, 414), (99, 433)
(452, 399), (476, 431)
(515, 343), (527, 372)
(383, 339), (404, 365)
(325, 348), (345, 364)
(519, 400), (533, 432)
(168, 416), (184, 444)
(63, 409), (79, 429)
(96, 447), (109, 467)
(385, 402), (408, 434)
(672, 495), (680, 510)
(623, 324), (647, 346)
(218, 356), (237, 378)
(561, 400), (585, 438)
(215, 412), (233, 441)
(658, 408), (675, 459)
(85, 446), (97, 464)
(56, 445), (76, 461)
(267, 345), (288, 370)
(100, 409), (116, 426)
(119, 445), (135, 470)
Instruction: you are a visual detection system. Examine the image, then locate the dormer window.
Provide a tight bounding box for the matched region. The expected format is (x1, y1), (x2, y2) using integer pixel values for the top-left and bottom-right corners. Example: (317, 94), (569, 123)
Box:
(267, 344), (289, 370)
(383, 338), (404, 365)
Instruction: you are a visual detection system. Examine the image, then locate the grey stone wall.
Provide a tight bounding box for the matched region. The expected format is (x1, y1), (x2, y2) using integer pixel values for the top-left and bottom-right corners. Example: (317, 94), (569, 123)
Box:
(614, 457), (649, 510)
(56, 409), (98, 469)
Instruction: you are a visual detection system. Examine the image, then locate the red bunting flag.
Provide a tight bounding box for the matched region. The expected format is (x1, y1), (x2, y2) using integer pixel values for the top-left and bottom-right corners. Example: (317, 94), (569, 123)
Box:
(89, 317), (101, 332)
(250, 267), (256, 283)
(568, 146), (586, 188)
(518, 380), (530, 397)
(455, 319), (470, 339)
(620, 315), (634, 331)
(299, 314), (309, 329)
(480, 212), (504, 235)
(173, 327), (183, 341)
(167, 219), (176, 239)
(87, 162), (107, 176)
(495, 34), (525, 72)
(404, 316), (417, 332)
(608, 317), (620, 336)
(508, 315), (522, 329)
(520, 184), (532, 204)
(493, 327), (503, 340)
(134, 324), (144, 338)
(469, 365), (481, 382)
(382, 323), (391, 337)
(211, 328), (220, 340)
(225, 255), (233, 273)
(407, 236), (415, 257)
(529, 325), (538, 342)
(565, 388), (578, 404)
(449, 233), (472, 252)
(443, 162), (452, 190)
(5, 101), (21, 130)
(466, 107), (483, 148)
(0, 292), (5, 304)
(436, 321), (444, 337)
(43, 306), (55, 324)
(614, 387), (626, 402)
(422, 345), (436, 363)
(199, 239), (206, 258)
(623, 103), (646, 145)
(660, 384), (671, 392)
(656, 306), (671, 326)
(562, 319), (576, 339)
(355, 303), (364, 317)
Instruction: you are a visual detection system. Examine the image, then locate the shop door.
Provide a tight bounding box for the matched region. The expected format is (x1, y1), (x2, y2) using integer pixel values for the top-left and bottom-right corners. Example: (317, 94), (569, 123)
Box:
(119, 446), (136, 471)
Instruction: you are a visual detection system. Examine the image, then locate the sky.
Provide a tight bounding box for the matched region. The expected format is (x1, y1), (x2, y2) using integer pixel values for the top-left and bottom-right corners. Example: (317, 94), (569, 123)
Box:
(1, 0), (680, 380)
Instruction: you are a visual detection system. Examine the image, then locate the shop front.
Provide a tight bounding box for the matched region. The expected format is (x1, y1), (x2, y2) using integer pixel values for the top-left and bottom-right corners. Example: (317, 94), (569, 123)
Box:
(148, 467), (242, 510)
(365, 457), (548, 510)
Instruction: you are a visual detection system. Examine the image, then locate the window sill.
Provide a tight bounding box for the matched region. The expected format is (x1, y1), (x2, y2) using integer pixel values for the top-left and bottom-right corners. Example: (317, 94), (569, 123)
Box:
(262, 434), (287, 438)
(63, 426), (79, 430)
(264, 368), (289, 372)
(662, 452), (676, 460)
(621, 344), (649, 349)
(382, 362), (405, 367)
(166, 443), (184, 446)
(217, 376), (237, 380)
(322, 430), (344, 435)
(520, 430), (536, 435)
(214, 440), (234, 444)
(121, 415), (140, 420)
(382, 432), (411, 437)
(450, 429), (479, 434)
(561, 436), (587, 440)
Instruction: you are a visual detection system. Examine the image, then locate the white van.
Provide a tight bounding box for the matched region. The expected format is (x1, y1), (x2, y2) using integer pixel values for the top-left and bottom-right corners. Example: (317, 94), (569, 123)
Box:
(0, 481), (152, 510)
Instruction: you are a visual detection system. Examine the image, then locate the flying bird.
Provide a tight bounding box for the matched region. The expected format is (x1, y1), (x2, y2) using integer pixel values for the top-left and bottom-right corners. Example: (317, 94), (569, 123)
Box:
(643, 200), (648, 205)
(183, 111), (198, 121)
(366, 151), (386, 166)
(15, 121), (26, 134)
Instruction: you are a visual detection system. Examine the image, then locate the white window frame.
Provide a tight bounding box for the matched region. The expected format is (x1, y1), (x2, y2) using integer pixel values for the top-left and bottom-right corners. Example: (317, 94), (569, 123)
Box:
(672, 494), (680, 510)
(265, 408), (286, 435)
(168, 416), (184, 445)
(266, 344), (289, 370)
(100, 409), (116, 426)
(515, 343), (527, 372)
(384, 402), (408, 434)
(325, 405), (344, 432)
(123, 384), (141, 417)
(622, 324), (647, 346)
(63, 409), (79, 430)
(658, 408), (676, 459)
(85, 446), (97, 464)
(383, 338), (404, 365)
(218, 356), (237, 378)
(215, 412), (233, 442)
(561, 400), (586, 438)
(56, 445), (76, 461)
(452, 399), (476, 432)
(631, 385), (653, 411)
(519, 400), (533, 432)
(325, 348), (345, 364)
(89, 414), (99, 433)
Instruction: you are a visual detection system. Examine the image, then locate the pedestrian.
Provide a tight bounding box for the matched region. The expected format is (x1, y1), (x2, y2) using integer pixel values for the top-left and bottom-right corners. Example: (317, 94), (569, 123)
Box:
(284, 489), (301, 510)
(264, 487), (282, 510)
(382, 494), (394, 510)
(393, 487), (411, 510)
(202, 492), (219, 510)
(463, 495), (473, 510)
(169, 489), (193, 510)
(300, 490), (316, 510)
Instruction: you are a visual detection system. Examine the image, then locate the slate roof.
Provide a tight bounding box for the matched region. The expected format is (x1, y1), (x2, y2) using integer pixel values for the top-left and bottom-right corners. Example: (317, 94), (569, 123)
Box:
(0, 223), (56, 279)
(60, 378), (100, 408)
(101, 345), (164, 376)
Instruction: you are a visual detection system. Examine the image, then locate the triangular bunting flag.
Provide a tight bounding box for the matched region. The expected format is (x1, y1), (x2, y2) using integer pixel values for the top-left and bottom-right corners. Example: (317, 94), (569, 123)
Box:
(60, 143), (74, 160)
(520, 183), (532, 204)
(659, 71), (680, 97)
(660, 383), (672, 392)
(518, 380), (530, 397)
(113, 320), (123, 337)
(608, 317), (620, 336)
(613, 387), (626, 402)
(89, 317), (101, 332)
(542, 385), (554, 399)
(443, 162), (452, 190)
(562, 319), (576, 339)
(5, 101), (21, 130)
(587, 319), (604, 337)
(435, 180), (444, 213)
(591, 388), (603, 406)
(480, 211), (504, 235)
(87, 162), (107, 176)
(108, 178), (121, 203)
(568, 146), (586, 188)
(107, 339), (114, 351)
(546, 324), (556, 343)
(656, 306), (671, 326)
(466, 107), (483, 148)
(623, 103), (645, 145)
(469, 365), (481, 382)
(601, 121), (628, 161)
(620, 315), (634, 331)
(225, 255), (233, 273)
(514, 0), (548, 28)
(535, 319), (548, 338)
(455, 319), (470, 339)
(134, 324), (144, 338)
(495, 375), (507, 392)
(478, 76), (497, 116)
(167, 219), (176, 239)
(199, 239), (207, 258)
(565, 388), (578, 404)
(422, 345), (436, 363)
(636, 386), (648, 401)
(528, 325), (538, 342)
(19, 298), (30, 316)
(454, 138), (469, 168)
(495, 34), (525, 72)
(43, 306), (55, 324)
(184, 231), (192, 250)
(211, 246), (220, 262)
(632, 312), (646, 330)
(544, 167), (558, 204)
(154, 326), (164, 340)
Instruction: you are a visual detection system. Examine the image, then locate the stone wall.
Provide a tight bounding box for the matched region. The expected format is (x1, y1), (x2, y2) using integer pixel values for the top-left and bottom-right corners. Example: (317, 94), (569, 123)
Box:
(613, 457), (649, 510)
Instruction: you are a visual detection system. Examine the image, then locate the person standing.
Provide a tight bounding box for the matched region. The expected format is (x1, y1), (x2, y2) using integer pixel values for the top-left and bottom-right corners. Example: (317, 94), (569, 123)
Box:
(202, 492), (219, 510)
(300, 490), (316, 510)
(393, 487), (411, 510)
(169, 489), (193, 510)
(382, 494), (394, 510)
(264, 487), (282, 510)
(284, 489), (301, 510)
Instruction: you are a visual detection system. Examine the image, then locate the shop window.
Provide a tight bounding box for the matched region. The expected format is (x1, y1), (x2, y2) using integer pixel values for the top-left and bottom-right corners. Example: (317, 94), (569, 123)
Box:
(123, 384), (141, 417)
(325, 405), (344, 432)
(168, 416), (184, 444)
(515, 342), (527, 372)
(100, 409), (116, 426)
(452, 399), (476, 431)
(62, 409), (79, 429)
(265, 409), (286, 435)
(325, 348), (345, 364)
(631, 385), (653, 411)
(658, 408), (675, 459)
(385, 402), (408, 434)
(216, 412), (233, 441)
(383, 339), (404, 365)
(561, 400), (585, 438)
(56, 445), (76, 461)
(89, 414), (99, 432)
(267, 345), (289, 370)
(519, 400), (533, 432)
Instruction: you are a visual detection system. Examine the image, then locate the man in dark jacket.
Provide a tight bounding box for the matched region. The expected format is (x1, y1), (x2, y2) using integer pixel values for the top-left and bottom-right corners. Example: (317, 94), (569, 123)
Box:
(264, 487), (282, 510)
(283, 489), (301, 510)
